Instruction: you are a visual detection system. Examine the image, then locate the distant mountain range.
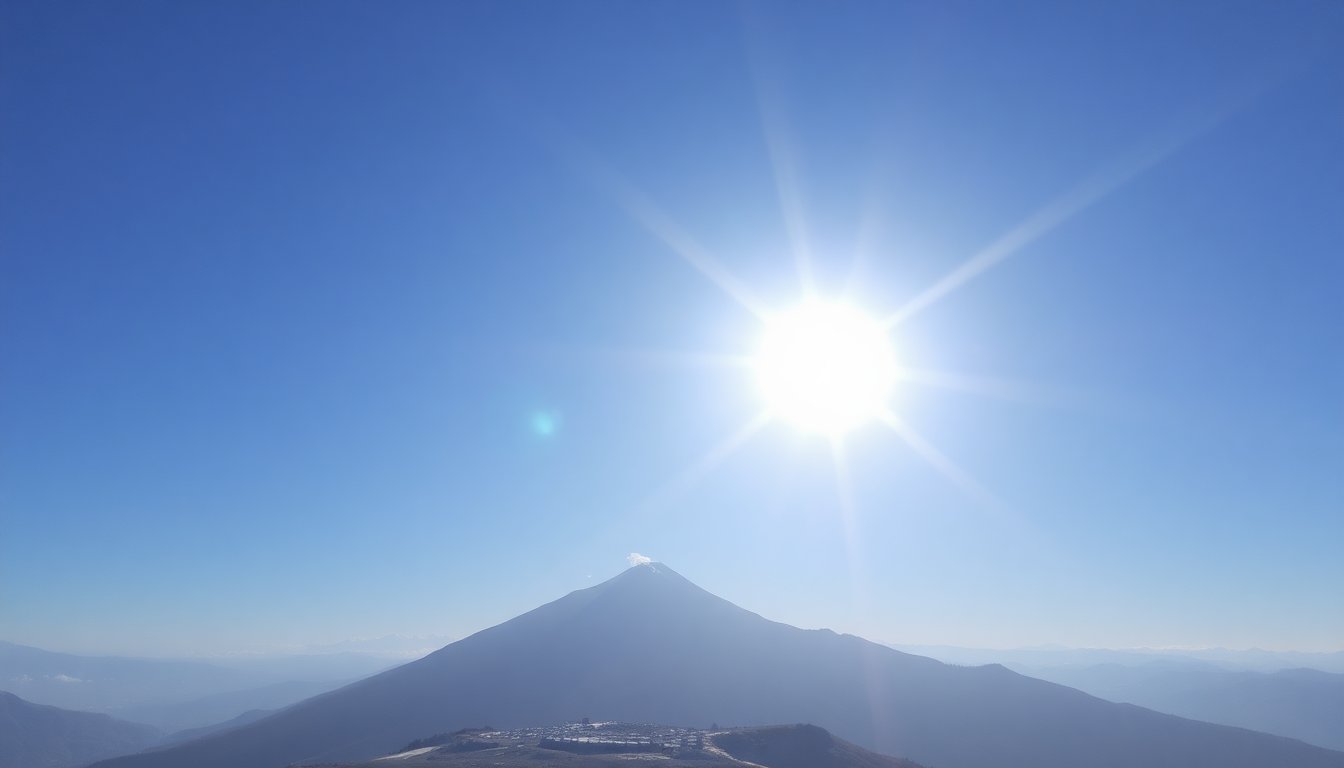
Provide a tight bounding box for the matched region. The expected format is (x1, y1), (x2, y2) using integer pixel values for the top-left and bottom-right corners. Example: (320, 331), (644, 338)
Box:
(895, 644), (1344, 750)
(0, 690), (159, 768)
(121, 679), (347, 734)
(0, 641), (266, 715)
(295, 635), (455, 659)
(89, 563), (1344, 768)
(891, 643), (1344, 674)
(1016, 662), (1344, 752)
(0, 641), (391, 731)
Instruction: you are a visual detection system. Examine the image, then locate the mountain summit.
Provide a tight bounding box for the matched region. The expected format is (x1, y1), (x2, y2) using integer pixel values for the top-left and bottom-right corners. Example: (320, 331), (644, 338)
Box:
(93, 564), (1344, 768)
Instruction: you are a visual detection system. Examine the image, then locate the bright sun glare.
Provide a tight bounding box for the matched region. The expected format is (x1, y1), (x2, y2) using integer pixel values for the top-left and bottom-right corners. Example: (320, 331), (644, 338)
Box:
(754, 302), (898, 435)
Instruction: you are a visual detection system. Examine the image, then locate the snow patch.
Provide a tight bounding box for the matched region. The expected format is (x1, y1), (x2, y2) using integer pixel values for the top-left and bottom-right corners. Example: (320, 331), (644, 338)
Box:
(374, 746), (436, 760)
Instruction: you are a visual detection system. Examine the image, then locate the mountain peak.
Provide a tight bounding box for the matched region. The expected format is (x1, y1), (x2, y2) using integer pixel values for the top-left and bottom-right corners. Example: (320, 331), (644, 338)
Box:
(486, 561), (750, 639)
(621, 559), (671, 576)
(593, 560), (714, 600)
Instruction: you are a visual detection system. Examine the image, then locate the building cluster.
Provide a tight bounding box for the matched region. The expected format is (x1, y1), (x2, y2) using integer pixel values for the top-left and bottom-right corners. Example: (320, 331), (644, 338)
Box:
(481, 721), (706, 756)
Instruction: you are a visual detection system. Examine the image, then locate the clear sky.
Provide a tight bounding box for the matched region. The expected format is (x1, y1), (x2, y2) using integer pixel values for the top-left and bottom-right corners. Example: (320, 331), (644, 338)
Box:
(2, 1), (1341, 657)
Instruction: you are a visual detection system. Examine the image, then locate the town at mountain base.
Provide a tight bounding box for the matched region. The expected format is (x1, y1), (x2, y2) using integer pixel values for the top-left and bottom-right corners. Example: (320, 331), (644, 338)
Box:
(314, 722), (923, 768)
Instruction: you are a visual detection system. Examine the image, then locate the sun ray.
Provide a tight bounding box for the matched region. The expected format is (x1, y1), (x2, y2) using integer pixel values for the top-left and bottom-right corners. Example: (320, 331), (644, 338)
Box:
(878, 409), (1000, 511)
(592, 169), (773, 321)
(758, 106), (814, 297)
(846, 132), (907, 300)
(495, 99), (773, 321)
(741, 6), (814, 296)
(882, 103), (1243, 331)
(828, 436), (870, 609)
(828, 435), (894, 737)
(635, 410), (773, 516)
(894, 366), (1098, 409)
(829, 436), (860, 551)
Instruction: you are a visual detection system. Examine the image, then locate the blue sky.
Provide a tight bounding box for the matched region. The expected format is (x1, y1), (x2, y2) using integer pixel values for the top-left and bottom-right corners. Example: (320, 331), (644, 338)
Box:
(2, 1), (1341, 656)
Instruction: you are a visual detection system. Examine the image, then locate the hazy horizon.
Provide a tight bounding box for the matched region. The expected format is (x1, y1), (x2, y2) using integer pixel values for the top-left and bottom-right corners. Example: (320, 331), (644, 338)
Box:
(7, 560), (1343, 659)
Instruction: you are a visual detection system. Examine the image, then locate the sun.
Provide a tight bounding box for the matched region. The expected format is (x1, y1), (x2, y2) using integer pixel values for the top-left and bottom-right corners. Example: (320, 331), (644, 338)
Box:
(753, 301), (898, 435)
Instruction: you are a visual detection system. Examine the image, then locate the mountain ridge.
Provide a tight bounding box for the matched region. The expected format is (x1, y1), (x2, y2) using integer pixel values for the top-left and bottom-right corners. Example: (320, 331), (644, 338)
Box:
(0, 690), (160, 768)
(90, 563), (1344, 768)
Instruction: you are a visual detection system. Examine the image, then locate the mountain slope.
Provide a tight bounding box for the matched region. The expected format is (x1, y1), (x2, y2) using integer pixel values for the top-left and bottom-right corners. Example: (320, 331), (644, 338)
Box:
(90, 563), (1344, 768)
(0, 690), (159, 768)
(161, 707), (275, 746)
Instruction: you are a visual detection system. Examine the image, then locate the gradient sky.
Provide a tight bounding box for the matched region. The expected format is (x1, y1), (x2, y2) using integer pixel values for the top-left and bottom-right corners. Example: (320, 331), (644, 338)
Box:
(2, 1), (1341, 657)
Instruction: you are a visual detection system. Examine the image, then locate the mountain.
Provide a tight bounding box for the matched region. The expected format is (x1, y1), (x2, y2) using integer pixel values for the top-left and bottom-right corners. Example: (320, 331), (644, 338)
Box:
(1015, 661), (1344, 751)
(0, 690), (159, 768)
(90, 563), (1344, 768)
